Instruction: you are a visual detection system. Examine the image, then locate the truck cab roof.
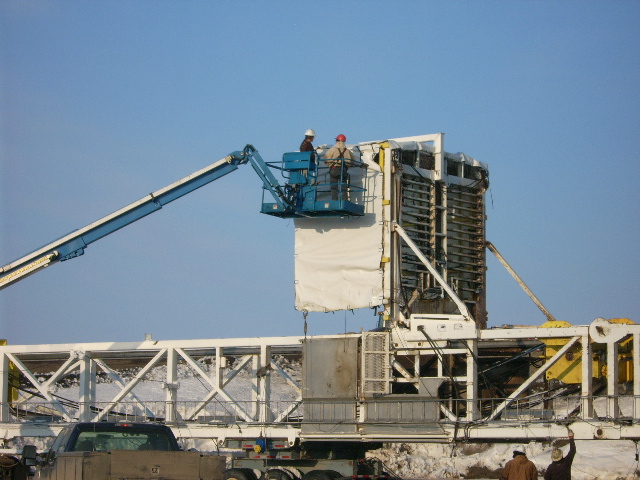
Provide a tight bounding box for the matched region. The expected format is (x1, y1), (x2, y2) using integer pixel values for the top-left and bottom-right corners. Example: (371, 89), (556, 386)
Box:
(51, 422), (181, 454)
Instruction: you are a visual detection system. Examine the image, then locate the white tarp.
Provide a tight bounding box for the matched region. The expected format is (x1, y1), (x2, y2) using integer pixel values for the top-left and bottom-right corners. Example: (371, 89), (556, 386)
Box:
(294, 156), (383, 312)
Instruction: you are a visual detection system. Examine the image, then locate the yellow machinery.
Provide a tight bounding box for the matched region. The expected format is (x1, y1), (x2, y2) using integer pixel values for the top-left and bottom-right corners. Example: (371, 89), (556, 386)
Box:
(0, 340), (19, 404)
(542, 318), (635, 383)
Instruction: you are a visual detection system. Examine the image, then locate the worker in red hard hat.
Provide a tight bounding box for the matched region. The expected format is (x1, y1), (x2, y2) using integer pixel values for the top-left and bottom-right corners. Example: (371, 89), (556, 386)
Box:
(324, 134), (362, 201)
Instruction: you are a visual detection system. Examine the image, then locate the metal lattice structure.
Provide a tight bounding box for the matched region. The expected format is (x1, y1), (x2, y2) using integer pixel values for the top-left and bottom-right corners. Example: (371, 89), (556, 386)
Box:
(385, 134), (489, 328)
(2, 319), (640, 443)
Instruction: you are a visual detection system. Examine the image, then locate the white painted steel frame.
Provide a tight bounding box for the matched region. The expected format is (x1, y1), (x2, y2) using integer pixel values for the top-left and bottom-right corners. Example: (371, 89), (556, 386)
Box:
(2, 323), (640, 444)
(0, 336), (306, 436)
(387, 319), (640, 441)
(492, 323), (635, 425)
(380, 133), (446, 326)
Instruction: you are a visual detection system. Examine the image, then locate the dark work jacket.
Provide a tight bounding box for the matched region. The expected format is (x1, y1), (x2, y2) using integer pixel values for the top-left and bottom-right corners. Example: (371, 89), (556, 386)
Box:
(300, 138), (314, 152)
(544, 439), (576, 480)
(501, 455), (538, 480)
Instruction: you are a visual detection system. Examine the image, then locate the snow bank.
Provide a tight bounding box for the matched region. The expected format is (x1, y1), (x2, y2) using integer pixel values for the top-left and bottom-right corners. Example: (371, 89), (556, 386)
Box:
(371, 441), (638, 480)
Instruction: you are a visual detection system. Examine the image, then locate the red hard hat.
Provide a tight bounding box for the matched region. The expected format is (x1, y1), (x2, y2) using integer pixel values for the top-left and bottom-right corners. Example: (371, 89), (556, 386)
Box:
(336, 134), (346, 142)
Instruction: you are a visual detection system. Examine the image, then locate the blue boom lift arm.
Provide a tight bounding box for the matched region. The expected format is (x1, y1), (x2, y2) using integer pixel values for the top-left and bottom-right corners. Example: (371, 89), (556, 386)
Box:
(0, 145), (282, 290)
(1, 144), (366, 290)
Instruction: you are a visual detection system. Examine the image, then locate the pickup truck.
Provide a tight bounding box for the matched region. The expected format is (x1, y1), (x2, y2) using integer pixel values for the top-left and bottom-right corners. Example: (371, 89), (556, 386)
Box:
(25, 422), (225, 480)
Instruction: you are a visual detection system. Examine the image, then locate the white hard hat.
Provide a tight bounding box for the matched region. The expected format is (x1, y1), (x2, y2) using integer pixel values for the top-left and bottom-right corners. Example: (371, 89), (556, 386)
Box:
(305, 129), (316, 137)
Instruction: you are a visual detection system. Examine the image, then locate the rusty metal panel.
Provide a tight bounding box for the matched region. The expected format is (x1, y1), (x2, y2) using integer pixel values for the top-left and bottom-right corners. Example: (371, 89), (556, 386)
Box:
(198, 454), (226, 480)
(81, 452), (110, 479)
(47, 451), (223, 479)
(302, 337), (359, 399)
(108, 451), (202, 478)
(301, 336), (359, 435)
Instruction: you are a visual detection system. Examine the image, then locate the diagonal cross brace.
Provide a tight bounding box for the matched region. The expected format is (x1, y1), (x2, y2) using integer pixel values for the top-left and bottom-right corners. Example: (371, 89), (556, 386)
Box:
(94, 349), (167, 422)
(486, 336), (580, 421)
(176, 348), (252, 422)
(393, 221), (474, 322)
(7, 353), (75, 422)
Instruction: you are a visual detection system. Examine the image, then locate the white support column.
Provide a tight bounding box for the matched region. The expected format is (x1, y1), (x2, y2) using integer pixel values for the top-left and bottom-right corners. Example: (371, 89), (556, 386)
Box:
(251, 353), (259, 421)
(441, 183), (449, 287)
(0, 353), (10, 422)
(215, 347), (224, 390)
(259, 344), (272, 423)
(382, 143), (394, 324)
(581, 336), (593, 419)
(165, 348), (179, 423)
(607, 341), (619, 419)
(434, 133), (444, 179)
(414, 353), (420, 391)
(78, 352), (96, 422)
(466, 340), (479, 421)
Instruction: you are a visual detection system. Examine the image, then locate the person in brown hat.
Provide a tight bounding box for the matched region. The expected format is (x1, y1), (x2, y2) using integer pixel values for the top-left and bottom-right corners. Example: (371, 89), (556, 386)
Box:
(544, 430), (576, 480)
(501, 447), (538, 480)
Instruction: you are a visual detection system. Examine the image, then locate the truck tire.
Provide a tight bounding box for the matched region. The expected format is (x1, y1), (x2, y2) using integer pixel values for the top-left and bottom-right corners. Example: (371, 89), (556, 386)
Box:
(226, 468), (258, 480)
(323, 470), (342, 479)
(357, 463), (375, 475)
(0, 454), (29, 480)
(263, 469), (294, 480)
(301, 470), (336, 480)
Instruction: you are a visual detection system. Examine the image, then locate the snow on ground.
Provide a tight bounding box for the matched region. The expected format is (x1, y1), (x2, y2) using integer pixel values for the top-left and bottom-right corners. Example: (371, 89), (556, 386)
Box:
(11, 359), (640, 480)
(371, 441), (638, 480)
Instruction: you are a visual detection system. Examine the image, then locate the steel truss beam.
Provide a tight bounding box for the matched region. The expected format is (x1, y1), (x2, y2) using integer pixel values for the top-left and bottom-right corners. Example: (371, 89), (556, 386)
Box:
(388, 318), (640, 441)
(0, 336), (305, 441)
(1, 322), (640, 444)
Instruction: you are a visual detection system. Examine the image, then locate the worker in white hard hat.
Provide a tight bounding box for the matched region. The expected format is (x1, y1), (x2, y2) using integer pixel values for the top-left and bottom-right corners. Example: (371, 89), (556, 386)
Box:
(300, 129), (316, 153)
(500, 446), (537, 480)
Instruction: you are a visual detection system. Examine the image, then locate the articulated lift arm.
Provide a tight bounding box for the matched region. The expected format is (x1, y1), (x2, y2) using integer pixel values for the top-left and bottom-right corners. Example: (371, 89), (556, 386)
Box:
(0, 145), (288, 290)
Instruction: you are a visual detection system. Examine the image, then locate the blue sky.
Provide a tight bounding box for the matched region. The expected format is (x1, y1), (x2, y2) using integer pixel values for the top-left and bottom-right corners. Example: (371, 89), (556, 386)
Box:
(1, 1), (639, 345)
